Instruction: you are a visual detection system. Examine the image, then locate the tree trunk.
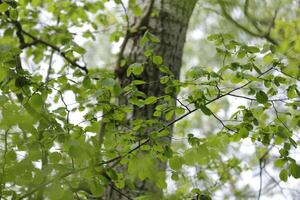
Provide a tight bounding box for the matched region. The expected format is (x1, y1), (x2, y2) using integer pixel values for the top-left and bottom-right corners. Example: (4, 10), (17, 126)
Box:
(105, 0), (197, 199)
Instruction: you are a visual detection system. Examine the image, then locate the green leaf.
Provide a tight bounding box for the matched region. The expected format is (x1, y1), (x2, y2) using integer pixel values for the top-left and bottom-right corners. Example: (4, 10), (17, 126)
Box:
(199, 105), (212, 116)
(30, 94), (44, 109)
(274, 159), (286, 168)
(9, 10), (18, 20)
(245, 46), (260, 53)
(153, 56), (163, 65)
(145, 96), (157, 105)
(49, 152), (62, 164)
(0, 3), (8, 12)
(290, 163), (300, 179)
(263, 53), (273, 64)
(73, 44), (86, 55)
(169, 156), (184, 171)
(102, 78), (115, 87)
(256, 90), (268, 104)
(127, 63), (144, 76)
(83, 77), (92, 88)
(279, 169), (288, 182)
(165, 110), (174, 121)
(200, 194), (212, 200)
(238, 127), (249, 138)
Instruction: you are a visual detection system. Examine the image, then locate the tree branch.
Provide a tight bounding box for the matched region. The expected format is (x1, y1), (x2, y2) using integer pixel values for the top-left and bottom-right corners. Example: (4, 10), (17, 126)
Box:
(218, 0), (278, 45)
(8, 18), (88, 74)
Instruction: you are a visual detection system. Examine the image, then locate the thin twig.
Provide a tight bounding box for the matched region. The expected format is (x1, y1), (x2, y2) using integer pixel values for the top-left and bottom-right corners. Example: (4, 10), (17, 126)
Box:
(218, 0), (278, 45)
(8, 18), (88, 74)
(175, 97), (191, 112)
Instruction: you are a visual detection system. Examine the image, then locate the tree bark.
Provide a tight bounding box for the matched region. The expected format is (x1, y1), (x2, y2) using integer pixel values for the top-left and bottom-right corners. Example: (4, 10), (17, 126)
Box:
(105, 0), (197, 199)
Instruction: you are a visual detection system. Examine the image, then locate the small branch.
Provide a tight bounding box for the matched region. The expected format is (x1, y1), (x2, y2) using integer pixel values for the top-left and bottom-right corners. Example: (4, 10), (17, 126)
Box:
(218, 0), (278, 45)
(57, 89), (75, 168)
(210, 111), (236, 132)
(271, 102), (293, 135)
(257, 144), (275, 200)
(175, 98), (191, 112)
(257, 158), (264, 200)
(228, 94), (291, 102)
(243, 0), (263, 33)
(8, 18), (88, 74)
(264, 169), (288, 200)
(22, 29), (88, 74)
(120, 0), (130, 29)
(116, 0), (155, 68)
(45, 50), (55, 82)
(274, 68), (300, 81)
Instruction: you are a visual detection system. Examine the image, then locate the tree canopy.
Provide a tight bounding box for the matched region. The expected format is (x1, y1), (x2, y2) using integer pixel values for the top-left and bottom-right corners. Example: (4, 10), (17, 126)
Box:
(0, 0), (300, 199)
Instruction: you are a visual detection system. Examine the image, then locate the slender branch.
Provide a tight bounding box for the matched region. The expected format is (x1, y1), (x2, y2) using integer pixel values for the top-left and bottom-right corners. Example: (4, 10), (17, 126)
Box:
(264, 169), (288, 200)
(274, 68), (300, 81)
(228, 94), (292, 102)
(17, 167), (88, 200)
(175, 97), (191, 112)
(46, 50), (54, 82)
(54, 88), (75, 168)
(257, 158), (264, 200)
(257, 144), (275, 200)
(271, 102), (293, 135)
(210, 111), (236, 132)
(120, 0), (130, 29)
(243, 0), (263, 33)
(45, 17), (60, 82)
(218, 0), (278, 45)
(8, 18), (88, 74)
(116, 0), (155, 68)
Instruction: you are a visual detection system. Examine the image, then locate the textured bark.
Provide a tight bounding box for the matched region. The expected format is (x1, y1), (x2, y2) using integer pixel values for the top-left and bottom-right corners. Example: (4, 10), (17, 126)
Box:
(105, 0), (197, 199)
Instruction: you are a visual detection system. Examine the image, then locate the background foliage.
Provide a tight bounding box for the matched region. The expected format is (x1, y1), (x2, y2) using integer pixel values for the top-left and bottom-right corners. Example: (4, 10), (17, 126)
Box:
(0, 0), (299, 199)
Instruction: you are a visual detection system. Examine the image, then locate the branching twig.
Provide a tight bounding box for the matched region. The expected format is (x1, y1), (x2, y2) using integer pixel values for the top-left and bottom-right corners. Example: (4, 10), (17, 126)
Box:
(218, 0), (278, 45)
(8, 18), (88, 74)
(120, 0), (130, 29)
(257, 144), (275, 200)
(175, 97), (191, 112)
(116, 0), (155, 68)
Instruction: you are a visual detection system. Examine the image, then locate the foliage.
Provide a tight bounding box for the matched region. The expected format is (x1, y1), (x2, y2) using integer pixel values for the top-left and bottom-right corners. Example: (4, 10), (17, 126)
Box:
(0, 0), (299, 199)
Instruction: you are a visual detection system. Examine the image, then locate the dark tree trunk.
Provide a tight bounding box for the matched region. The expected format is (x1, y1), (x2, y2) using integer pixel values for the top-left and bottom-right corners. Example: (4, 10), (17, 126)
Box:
(105, 0), (197, 199)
